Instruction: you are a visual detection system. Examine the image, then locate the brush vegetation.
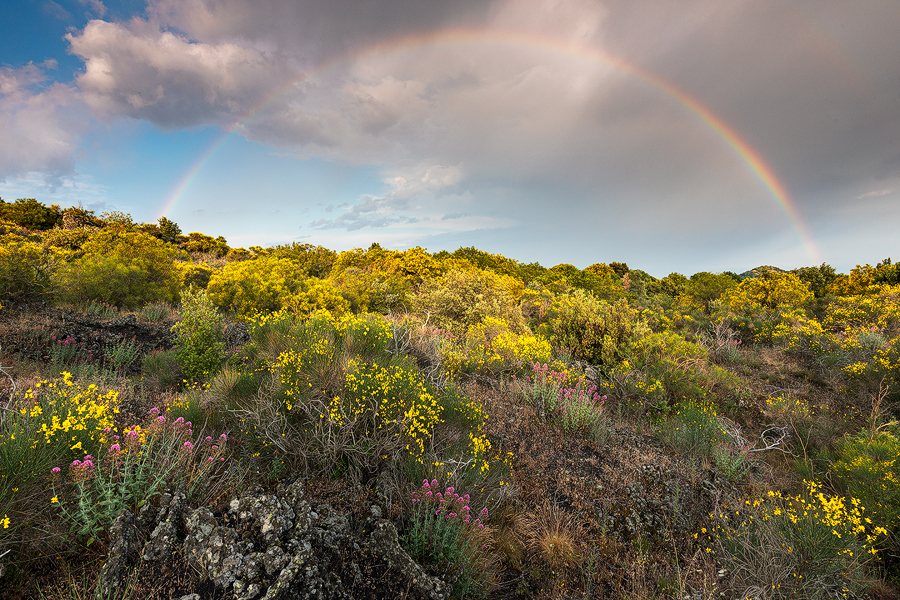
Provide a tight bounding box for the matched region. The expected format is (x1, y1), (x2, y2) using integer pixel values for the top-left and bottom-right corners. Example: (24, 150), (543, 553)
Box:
(1, 198), (900, 599)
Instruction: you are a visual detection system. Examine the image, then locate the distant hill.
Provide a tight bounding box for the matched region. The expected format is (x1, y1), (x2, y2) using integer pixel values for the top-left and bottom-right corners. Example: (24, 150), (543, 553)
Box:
(738, 265), (787, 280)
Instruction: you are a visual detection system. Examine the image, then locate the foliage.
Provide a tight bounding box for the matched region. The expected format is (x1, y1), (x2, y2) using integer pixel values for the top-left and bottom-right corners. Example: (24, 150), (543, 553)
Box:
(831, 426), (900, 536)
(179, 231), (229, 257)
(439, 317), (552, 376)
(176, 261), (214, 290)
(719, 269), (814, 342)
(708, 481), (886, 599)
(56, 228), (183, 309)
(207, 256), (347, 318)
(413, 268), (525, 334)
(0, 234), (61, 304)
(655, 398), (724, 458)
(0, 198), (62, 230)
(405, 479), (493, 598)
(265, 242), (337, 278)
(172, 288), (225, 380)
(540, 290), (650, 367)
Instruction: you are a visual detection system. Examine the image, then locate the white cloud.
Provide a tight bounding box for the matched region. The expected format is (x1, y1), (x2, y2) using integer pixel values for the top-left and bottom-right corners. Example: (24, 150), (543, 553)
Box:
(0, 64), (83, 181)
(67, 19), (299, 128)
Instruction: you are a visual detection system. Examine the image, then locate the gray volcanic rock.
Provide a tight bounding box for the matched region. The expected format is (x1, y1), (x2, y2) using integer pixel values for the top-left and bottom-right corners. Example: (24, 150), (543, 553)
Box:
(101, 479), (450, 600)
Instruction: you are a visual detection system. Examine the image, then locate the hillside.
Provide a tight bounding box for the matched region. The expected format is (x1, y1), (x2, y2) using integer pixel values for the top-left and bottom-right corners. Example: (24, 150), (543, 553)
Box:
(1, 199), (899, 599)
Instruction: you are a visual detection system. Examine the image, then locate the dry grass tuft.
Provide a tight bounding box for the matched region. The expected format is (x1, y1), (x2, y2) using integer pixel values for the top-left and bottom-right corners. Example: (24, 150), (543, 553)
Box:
(518, 500), (584, 573)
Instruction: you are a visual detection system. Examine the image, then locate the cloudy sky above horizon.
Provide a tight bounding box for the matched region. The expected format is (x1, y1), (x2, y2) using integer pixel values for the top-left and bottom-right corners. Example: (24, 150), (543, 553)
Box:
(1, 0), (898, 277)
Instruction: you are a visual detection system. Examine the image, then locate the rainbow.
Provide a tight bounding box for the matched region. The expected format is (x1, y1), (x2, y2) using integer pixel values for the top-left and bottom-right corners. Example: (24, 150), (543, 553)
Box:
(159, 27), (821, 261)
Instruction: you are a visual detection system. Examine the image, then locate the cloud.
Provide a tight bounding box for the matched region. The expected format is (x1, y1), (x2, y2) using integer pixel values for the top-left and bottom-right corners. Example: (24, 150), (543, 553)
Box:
(856, 188), (893, 200)
(77, 0), (106, 17)
(67, 19), (299, 128)
(51, 0), (900, 269)
(0, 64), (83, 181)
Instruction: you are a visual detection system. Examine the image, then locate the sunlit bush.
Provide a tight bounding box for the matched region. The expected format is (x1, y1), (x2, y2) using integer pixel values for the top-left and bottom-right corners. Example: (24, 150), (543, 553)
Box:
(831, 427), (900, 536)
(0, 234), (61, 304)
(439, 317), (552, 375)
(719, 269), (813, 342)
(207, 256), (348, 318)
(172, 288), (225, 380)
(55, 229), (182, 309)
(413, 268), (525, 334)
(540, 290), (649, 367)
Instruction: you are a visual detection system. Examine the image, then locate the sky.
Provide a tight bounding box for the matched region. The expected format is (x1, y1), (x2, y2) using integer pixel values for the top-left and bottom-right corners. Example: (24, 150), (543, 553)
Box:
(1, 0), (899, 277)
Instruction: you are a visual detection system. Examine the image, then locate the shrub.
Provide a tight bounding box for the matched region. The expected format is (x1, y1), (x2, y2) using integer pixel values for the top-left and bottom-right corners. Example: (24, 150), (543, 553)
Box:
(179, 232), (229, 257)
(709, 481), (886, 599)
(830, 427), (900, 535)
(719, 269), (814, 342)
(439, 317), (552, 376)
(0, 198), (61, 230)
(541, 291), (650, 367)
(0, 236), (60, 304)
(176, 262), (214, 290)
(55, 229), (182, 309)
(413, 268), (525, 334)
(172, 288), (225, 380)
(207, 256), (347, 318)
(404, 479), (493, 598)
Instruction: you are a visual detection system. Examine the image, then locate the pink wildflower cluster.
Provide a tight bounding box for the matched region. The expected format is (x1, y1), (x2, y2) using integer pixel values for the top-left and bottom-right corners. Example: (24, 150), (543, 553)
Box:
(527, 363), (568, 387)
(69, 456), (96, 482)
(412, 479), (488, 529)
(557, 383), (606, 411)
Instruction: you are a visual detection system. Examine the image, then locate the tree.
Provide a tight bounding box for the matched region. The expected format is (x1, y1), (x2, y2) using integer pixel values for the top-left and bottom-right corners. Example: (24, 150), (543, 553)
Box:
(157, 217), (182, 243)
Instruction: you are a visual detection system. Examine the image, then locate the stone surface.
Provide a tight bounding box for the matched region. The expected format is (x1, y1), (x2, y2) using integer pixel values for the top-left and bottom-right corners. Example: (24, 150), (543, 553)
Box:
(100, 479), (448, 599)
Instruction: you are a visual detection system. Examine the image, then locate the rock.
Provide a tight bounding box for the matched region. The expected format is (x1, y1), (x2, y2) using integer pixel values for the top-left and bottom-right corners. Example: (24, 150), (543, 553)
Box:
(95, 510), (139, 599)
(108, 314), (138, 328)
(224, 322), (250, 352)
(142, 492), (185, 562)
(102, 481), (445, 599)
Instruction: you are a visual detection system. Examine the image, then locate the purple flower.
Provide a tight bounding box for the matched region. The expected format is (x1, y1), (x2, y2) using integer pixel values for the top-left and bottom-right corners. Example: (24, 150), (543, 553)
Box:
(173, 417), (184, 425)
(182, 441), (194, 451)
(109, 444), (121, 453)
(51, 467), (61, 474)
(205, 436), (212, 442)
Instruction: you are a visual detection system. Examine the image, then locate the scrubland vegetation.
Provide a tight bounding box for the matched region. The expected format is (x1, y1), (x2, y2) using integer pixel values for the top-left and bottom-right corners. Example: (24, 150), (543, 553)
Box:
(1, 196), (899, 599)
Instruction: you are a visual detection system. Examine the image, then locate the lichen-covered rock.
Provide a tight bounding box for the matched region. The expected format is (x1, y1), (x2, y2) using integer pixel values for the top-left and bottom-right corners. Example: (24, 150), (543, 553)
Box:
(95, 509), (139, 599)
(100, 479), (445, 599)
(142, 491), (185, 562)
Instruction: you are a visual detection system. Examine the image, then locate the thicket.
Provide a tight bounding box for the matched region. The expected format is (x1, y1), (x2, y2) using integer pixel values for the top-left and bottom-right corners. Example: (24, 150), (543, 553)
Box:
(1, 197), (898, 599)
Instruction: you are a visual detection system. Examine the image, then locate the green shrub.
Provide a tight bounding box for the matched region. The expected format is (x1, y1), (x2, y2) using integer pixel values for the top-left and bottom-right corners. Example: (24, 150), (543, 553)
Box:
(412, 268), (525, 334)
(541, 290), (650, 367)
(172, 288), (225, 380)
(0, 236), (60, 304)
(0, 198), (61, 230)
(830, 427), (900, 534)
(719, 269), (814, 342)
(55, 229), (182, 309)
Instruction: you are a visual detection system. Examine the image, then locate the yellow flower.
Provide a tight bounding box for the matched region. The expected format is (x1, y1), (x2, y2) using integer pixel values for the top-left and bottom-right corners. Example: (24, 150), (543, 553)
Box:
(51, 496), (59, 504)
(1, 514), (9, 529)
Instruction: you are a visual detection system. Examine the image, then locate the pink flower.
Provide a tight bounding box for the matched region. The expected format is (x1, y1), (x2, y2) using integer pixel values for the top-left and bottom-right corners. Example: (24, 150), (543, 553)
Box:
(51, 467), (61, 474)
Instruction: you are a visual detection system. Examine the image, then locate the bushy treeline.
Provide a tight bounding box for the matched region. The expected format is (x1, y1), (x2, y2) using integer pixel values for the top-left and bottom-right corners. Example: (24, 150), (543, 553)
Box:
(3, 197), (900, 598)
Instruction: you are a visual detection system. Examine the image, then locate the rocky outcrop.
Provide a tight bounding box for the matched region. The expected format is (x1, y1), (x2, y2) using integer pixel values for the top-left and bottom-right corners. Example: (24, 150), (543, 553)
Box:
(97, 480), (450, 600)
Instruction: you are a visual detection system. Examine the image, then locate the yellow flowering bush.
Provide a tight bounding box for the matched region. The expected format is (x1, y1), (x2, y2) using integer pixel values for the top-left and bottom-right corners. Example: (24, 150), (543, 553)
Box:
(771, 310), (838, 359)
(0, 373), (118, 544)
(540, 290), (650, 367)
(822, 285), (900, 334)
(55, 228), (183, 309)
(440, 317), (552, 375)
(0, 234), (61, 304)
(719, 269), (813, 342)
(708, 481), (886, 599)
(831, 427), (900, 535)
